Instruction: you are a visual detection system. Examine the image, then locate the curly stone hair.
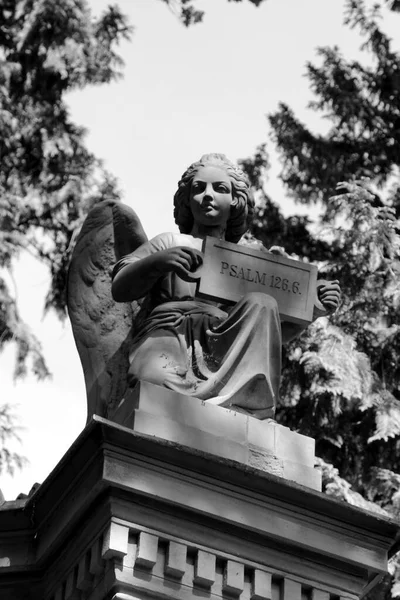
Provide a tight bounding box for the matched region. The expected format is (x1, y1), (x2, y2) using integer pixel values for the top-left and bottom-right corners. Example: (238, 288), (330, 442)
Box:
(173, 153), (254, 243)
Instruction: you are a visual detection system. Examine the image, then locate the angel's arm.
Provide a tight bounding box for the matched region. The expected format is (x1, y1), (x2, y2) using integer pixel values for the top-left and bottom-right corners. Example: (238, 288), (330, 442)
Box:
(112, 234), (203, 302)
(112, 252), (165, 302)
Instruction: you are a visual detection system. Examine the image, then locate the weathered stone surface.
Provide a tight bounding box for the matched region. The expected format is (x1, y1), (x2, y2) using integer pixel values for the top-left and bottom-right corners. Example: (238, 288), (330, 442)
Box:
(283, 578), (302, 599)
(197, 236), (319, 325)
(68, 156), (341, 425)
(90, 537), (104, 575)
(76, 552), (93, 590)
(165, 541), (186, 578)
(135, 532), (158, 569)
(247, 417), (315, 467)
(134, 409), (249, 464)
(251, 569), (272, 600)
(139, 382), (248, 443)
(283, 459), (322, 491)
(247, 446), (284, 477)
(102, 522), (129, 560)
(0, 418), (398, 600)
(312, 589), (330, 600)
(118, 382), (321, 490)
(223, 560), (245, 595)
(194, 550), (216, 587)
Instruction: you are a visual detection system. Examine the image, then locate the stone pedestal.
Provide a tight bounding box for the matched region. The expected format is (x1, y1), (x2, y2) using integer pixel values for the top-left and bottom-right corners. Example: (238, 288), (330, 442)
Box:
(111, 382), (322, 490)
(0, 392), (399, 600)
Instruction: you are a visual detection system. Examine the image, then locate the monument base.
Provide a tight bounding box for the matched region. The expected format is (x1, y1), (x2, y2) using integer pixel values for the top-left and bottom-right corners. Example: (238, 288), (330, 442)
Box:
(0, 388), (399, 600)
(111, 381), (322, 490)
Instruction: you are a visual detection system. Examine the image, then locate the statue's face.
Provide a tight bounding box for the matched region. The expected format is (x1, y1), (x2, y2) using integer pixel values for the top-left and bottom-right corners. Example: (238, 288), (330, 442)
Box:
(190, 165), (232, 228)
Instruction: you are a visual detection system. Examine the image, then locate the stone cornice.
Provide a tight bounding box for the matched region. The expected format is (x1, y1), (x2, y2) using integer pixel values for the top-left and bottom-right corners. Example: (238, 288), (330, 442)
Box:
(1, 417), (399, 599)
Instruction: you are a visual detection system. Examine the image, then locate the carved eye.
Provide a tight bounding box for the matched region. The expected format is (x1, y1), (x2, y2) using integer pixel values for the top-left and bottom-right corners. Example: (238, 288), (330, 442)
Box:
(192, 182), (205, 193)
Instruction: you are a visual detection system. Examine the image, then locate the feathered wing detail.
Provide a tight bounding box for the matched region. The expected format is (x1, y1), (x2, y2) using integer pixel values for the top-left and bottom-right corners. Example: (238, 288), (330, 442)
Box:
(67, 199), (148, 422)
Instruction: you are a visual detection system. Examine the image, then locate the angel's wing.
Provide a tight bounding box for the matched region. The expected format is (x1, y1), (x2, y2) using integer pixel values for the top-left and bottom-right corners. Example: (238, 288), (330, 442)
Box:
(67, 199), (148, 422)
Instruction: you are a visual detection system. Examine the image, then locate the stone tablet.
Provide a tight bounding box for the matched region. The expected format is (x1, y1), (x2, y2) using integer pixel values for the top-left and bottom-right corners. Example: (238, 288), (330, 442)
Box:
(196, 237), (318, 325)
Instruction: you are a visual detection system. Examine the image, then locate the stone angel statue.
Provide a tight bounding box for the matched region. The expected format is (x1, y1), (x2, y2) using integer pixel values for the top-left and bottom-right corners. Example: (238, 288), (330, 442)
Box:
(68, 154), (341, 423)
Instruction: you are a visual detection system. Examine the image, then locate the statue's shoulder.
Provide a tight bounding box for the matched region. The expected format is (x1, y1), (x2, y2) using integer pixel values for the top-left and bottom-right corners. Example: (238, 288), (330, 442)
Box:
(169, 232), (203, 251)
(116, 232), (183, 265)
(148, 232), (201, 250)
(148, 231), (179, 245)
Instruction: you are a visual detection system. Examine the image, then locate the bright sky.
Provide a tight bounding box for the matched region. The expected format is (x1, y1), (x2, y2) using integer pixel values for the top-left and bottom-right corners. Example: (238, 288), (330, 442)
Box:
(1, 0), (399, 499)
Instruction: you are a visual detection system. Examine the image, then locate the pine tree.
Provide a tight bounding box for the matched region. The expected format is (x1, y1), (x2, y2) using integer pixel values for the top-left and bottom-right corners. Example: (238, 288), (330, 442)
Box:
(157, 0), (400, 26)
(0, 0), (131, 472)
(0, 0), (270, 483)
(0, 0), (131, 377)
(157, 0), (267, 27)
(241, 2), (400, 597)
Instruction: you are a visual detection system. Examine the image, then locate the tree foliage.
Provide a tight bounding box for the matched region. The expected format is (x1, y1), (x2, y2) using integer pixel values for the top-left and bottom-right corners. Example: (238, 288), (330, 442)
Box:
(157, 0), (400, 27)
(0, 1), (131, 376)
(0, 0), (271, 482)
(157, 0), (267, 27)
(241, 2), (400, 597)
(268, 0), (400, 214)
(0, 0), (131, 472)
(1, 2), (400, 595)
(0, 404), (26, 476)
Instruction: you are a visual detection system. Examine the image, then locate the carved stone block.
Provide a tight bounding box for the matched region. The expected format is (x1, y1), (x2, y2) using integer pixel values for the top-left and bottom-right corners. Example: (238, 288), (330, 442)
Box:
(197, 237), (319, 325)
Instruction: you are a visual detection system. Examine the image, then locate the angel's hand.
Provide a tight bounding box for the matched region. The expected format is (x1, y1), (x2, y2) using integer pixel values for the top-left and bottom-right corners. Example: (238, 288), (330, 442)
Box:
(317, 280), (341, 313)
(268, 245), (288, 257)
(156, 246), (203, 282)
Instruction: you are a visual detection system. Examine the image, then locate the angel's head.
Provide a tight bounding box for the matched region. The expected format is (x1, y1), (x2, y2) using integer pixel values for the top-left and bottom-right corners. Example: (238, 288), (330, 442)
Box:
(173, 153), (254, 243)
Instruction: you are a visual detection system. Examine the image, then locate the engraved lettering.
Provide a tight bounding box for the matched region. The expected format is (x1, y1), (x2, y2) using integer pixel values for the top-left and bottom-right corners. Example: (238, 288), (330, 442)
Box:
(220, 261), (229, 275)
(254, 271), (266, 285)
(218, 260), (301, 298)
(245, 268), (254, 282)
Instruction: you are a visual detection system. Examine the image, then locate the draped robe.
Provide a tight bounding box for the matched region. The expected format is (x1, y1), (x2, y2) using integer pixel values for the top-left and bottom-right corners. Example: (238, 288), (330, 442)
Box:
(113, 232), (282, 419)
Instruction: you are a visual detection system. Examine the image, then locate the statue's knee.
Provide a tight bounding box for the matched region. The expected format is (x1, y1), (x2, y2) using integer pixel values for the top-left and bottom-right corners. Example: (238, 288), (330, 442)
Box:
(243, 292), (278, 312)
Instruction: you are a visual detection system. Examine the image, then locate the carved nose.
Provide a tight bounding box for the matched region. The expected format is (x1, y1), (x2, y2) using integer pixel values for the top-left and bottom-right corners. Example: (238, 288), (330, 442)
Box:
(203, 185), (214, 201)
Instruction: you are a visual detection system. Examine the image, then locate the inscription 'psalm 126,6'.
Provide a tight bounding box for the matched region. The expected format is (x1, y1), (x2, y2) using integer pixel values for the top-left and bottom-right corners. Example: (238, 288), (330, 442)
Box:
(196, 237), (319, 326)
(219, 261), (302, 296)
